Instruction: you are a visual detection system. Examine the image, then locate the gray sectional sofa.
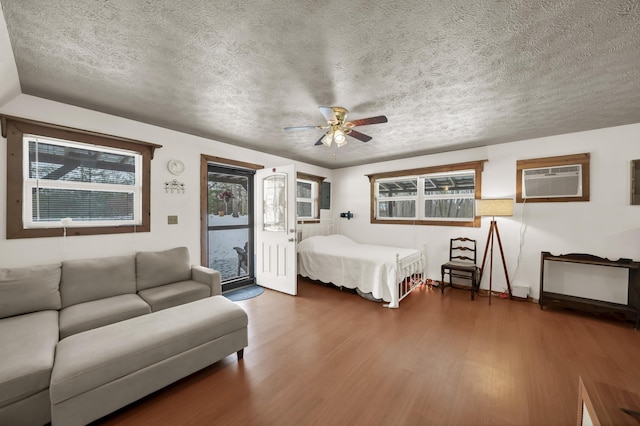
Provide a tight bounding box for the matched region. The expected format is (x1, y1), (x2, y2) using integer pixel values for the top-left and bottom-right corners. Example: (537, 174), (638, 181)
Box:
(0, 246), (249, 426)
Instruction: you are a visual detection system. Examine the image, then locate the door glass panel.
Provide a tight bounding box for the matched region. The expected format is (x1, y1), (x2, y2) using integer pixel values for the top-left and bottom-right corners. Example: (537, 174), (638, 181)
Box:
(207, 168), (252, 285)
(207, 228), (249, 281)
(263, 174), (286, 232)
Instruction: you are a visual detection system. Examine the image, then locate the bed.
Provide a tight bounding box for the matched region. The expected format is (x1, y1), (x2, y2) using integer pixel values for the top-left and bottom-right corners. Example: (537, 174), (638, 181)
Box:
(296, 225), (426, 308)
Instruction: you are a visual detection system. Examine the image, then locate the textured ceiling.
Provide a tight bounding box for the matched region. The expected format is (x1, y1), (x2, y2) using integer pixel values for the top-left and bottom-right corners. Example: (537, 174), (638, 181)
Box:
(1, 0), (639, 169)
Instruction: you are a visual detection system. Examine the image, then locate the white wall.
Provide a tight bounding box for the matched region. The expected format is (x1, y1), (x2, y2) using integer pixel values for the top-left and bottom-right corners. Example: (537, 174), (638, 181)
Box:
(0, 94), (333, 267)
(332, 124), (640, 299)
(1, 98), (638, 301)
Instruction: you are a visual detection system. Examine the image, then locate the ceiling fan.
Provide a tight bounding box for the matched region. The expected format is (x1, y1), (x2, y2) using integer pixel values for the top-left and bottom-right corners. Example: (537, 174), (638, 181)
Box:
(284, 106), (388, 147)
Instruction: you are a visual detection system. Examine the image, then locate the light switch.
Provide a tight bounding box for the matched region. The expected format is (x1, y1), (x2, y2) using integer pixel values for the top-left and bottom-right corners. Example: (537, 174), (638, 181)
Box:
(168, 215), (178, 225)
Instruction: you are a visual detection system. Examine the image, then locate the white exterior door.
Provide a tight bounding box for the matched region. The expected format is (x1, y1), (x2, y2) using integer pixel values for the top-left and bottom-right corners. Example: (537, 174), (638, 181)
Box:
(255, 165), (297, 295)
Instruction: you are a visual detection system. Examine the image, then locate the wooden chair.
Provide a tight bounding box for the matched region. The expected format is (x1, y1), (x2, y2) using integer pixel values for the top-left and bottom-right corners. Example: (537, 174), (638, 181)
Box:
(233, 242), (248, 275)
(441, 238), (481, 300)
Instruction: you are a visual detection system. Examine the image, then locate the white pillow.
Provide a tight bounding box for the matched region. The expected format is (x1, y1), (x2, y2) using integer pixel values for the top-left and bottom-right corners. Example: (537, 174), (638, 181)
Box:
(324, 234), (356, 246)
(296, 235), (327, 252)
(297, 234), (356, 252)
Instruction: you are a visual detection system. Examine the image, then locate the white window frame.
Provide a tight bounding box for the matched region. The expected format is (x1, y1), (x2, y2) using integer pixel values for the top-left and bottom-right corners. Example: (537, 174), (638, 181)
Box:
(296, 178), (318, 220)
(421, 170), (476, 222)
(375, 176), (418, 220)
(22, 134), (143, 229)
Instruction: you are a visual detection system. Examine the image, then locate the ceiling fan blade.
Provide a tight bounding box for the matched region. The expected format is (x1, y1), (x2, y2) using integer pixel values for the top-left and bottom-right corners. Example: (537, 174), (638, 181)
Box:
(318, 106), (337, 123)
(314, 135), (325, 146)
(284, 125), (324, 131)
(347, 129), (372, 142)
(346, 115), (388, 127)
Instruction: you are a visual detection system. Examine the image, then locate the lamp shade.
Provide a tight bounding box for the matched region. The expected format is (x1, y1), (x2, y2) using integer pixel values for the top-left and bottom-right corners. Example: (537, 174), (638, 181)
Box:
(334, 129), (347, 147)
(321, 130), (334, 147)
(476, 198), (514, 217)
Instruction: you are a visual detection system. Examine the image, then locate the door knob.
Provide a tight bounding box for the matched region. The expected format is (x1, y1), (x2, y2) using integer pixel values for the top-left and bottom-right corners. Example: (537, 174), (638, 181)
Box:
(288, 238), (296, 242)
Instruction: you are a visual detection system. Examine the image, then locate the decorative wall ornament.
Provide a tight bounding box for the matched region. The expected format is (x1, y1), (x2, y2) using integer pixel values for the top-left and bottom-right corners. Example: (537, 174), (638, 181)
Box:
(165, 179), (185, 194)
(167, 159), (185, 175)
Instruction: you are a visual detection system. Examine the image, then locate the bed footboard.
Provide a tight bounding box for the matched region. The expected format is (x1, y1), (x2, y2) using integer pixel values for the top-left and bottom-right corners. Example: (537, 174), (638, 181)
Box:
(385, 245), (427, 308)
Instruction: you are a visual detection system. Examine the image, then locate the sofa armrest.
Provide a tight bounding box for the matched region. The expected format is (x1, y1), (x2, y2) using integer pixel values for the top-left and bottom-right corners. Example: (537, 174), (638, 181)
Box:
(191, 266), (221, 296)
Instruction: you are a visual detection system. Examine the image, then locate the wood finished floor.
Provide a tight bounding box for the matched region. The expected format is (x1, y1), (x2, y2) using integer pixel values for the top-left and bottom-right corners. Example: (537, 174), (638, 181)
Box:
(96, 278), (640, 426)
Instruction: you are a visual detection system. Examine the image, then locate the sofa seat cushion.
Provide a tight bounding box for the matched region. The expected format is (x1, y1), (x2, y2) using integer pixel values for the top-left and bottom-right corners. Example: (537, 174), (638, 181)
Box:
(0, 311), (58, 408)
(50, 296), (248, 404)
(138, 280), (211, 312)
(59, 294), (151, 339)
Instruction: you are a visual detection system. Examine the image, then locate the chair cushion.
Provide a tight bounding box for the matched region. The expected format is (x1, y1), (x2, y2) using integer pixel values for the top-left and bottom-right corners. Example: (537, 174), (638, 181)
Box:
(138, 280), (211, 312)
(50, 296), (248, 404)
(443, 260), (478, 271)
(136, 247), (191, 291)
(0, 264), (61, 319)
(59, 294), (151, 339)
(0, 311), (58, 408)
(61, 255), (136, 308)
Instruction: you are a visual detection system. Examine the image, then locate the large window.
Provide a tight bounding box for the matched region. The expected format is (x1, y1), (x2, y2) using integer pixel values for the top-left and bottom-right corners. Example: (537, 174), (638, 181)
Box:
(24, 136), (142, 228)
(3, 116), (160, 238)
(368, 160), (486, 227)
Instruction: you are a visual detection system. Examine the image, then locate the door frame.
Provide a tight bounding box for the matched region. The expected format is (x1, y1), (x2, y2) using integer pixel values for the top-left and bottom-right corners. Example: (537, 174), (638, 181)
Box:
(200, 155), (263, 290)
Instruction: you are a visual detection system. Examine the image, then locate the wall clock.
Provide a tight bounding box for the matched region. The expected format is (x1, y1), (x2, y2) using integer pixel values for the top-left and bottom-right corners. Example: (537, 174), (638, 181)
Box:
(167, 159), (185, 175)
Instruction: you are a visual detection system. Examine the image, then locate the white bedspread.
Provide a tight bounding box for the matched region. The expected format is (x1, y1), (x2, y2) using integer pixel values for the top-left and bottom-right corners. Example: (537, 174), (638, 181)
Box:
(297, 234), (419, 303)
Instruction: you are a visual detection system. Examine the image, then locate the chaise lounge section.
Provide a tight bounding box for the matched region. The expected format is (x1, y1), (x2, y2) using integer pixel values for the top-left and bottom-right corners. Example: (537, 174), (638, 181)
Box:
(0, 264), (61, 426)
(50, 296), (247, 426)
(0, 247), (248, 426)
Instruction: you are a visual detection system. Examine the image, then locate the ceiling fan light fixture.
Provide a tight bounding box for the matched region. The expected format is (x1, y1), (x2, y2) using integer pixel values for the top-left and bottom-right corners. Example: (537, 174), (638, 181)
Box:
(334, 129), (347, 147)
(286, 105), (387, 148)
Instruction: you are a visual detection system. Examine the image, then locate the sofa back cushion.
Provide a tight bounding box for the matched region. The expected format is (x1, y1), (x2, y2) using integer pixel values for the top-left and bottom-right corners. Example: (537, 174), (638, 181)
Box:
(136, 247), (191, 291)
(61, 255), (136, 308)
(0, 264), (62, 319)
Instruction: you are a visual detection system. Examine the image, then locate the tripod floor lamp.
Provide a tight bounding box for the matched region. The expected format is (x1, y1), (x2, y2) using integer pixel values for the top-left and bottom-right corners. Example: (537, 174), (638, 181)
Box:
(476, 198), (514, 304)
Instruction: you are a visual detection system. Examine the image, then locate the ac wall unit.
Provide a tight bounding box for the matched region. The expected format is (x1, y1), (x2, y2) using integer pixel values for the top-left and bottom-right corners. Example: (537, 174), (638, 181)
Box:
(522, 164), (582, 199)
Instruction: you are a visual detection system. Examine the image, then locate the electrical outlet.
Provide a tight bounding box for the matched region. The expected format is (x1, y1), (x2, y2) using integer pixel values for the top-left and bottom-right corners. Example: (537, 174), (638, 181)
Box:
(167, 215), (178, 225)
